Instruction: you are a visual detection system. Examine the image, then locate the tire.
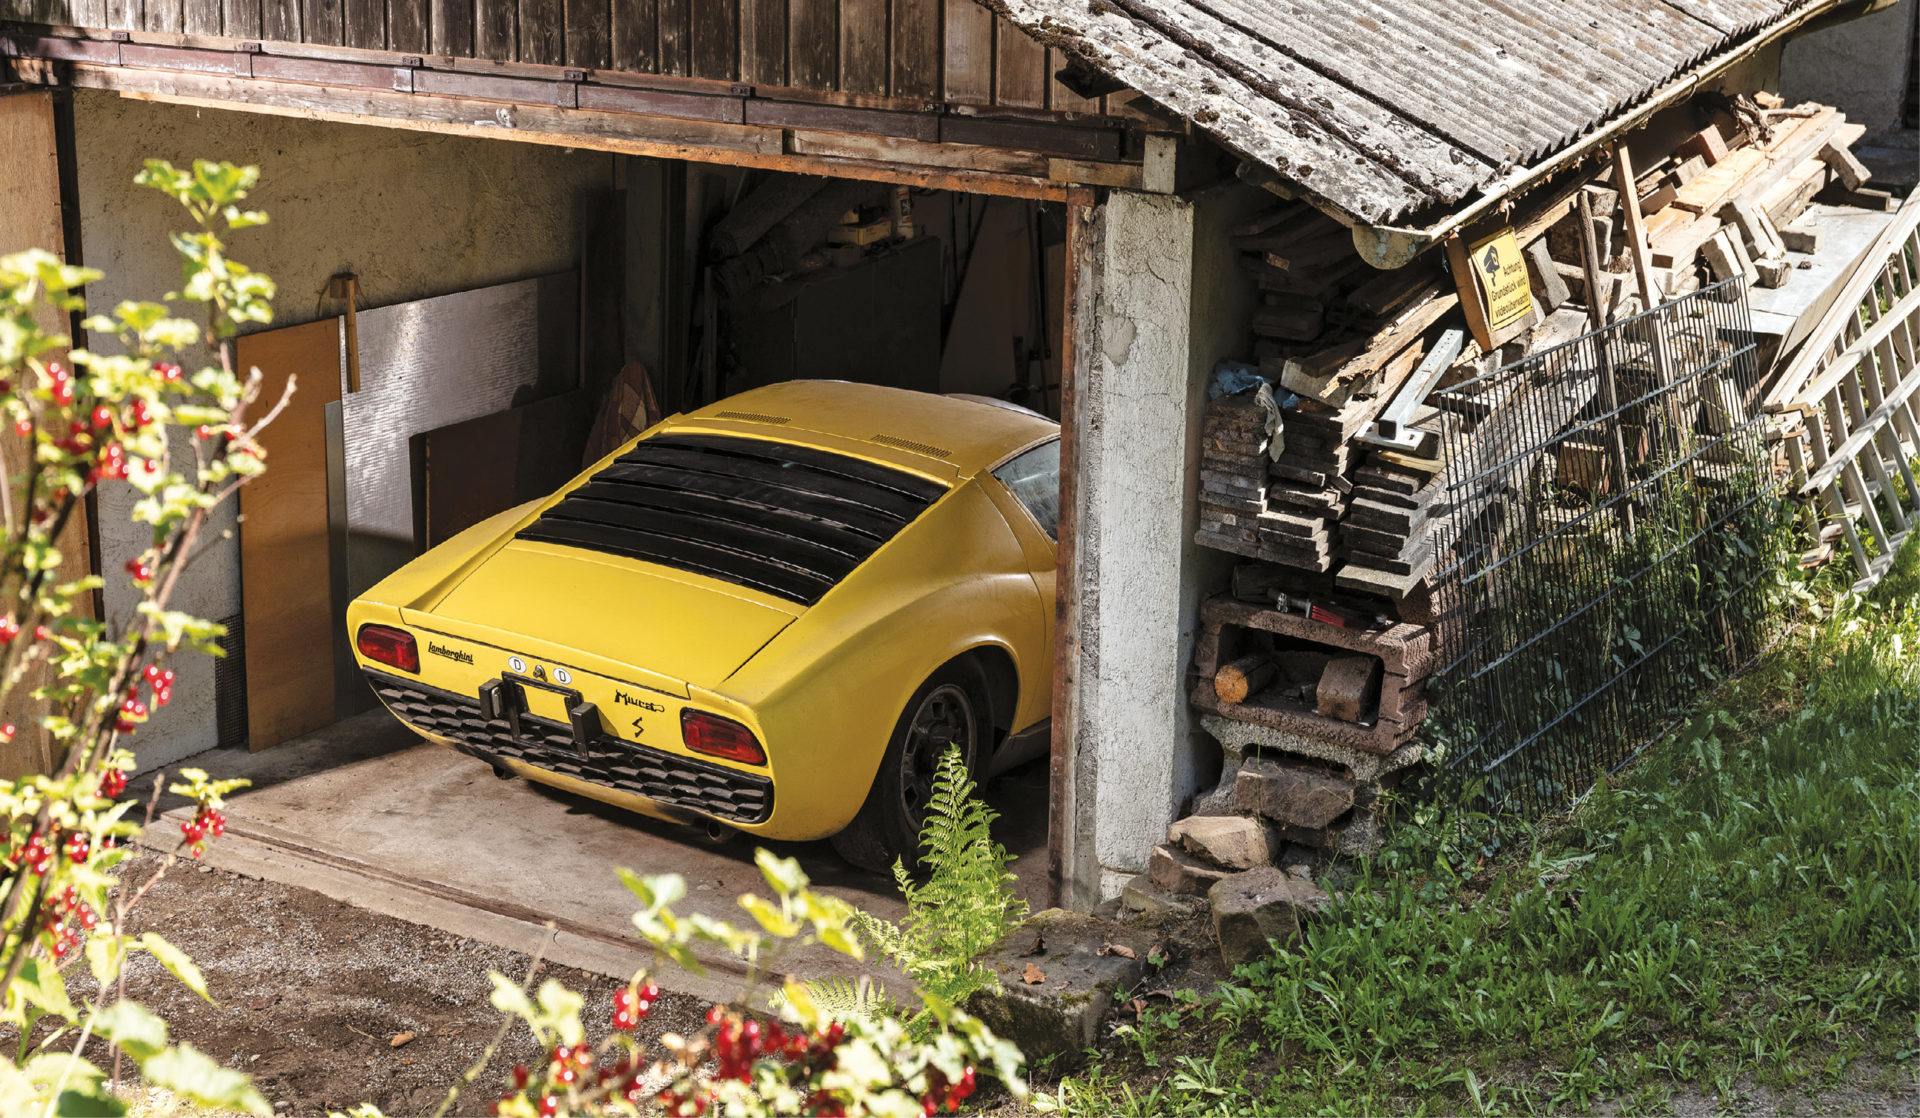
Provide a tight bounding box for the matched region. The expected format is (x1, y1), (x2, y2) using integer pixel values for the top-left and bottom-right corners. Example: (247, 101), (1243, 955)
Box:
(830, 662), (989, 873)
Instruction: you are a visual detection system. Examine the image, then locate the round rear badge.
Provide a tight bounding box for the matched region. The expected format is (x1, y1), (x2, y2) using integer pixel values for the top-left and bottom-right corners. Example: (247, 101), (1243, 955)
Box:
(554, 667), (572, 685)
(508, 656), (526, 674)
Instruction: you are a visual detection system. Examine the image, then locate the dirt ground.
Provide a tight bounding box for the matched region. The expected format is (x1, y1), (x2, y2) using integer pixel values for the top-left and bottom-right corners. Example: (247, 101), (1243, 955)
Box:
(48, 850), (712, 1116)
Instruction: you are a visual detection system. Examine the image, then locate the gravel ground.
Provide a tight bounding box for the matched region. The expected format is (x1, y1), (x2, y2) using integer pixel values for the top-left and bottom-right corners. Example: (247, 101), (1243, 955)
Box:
(33, 850), (710, 1117)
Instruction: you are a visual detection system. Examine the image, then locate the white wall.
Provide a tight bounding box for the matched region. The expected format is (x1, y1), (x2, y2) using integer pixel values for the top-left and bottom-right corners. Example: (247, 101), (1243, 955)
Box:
(1781, 0), (1916, 144)
(71, 91), (615, 770)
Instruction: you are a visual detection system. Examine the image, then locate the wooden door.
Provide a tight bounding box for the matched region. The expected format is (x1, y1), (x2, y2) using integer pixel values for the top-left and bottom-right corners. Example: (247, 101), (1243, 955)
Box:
(238, 318), (343, 750)
(0, 89), (94, 777)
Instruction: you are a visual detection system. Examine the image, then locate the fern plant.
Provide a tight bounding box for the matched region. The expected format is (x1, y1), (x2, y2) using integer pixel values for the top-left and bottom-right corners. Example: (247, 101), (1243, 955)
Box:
(850, 746), (1028, 1030)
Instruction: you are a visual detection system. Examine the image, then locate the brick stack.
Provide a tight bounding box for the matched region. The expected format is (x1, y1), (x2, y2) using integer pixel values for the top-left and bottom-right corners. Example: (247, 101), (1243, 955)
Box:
(1194, 393), (1352, 574)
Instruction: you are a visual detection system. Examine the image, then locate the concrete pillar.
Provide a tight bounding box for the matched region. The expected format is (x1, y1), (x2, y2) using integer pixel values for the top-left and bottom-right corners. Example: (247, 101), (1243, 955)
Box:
(1055, 183), (1265, 908)
(1058, 190), (1197, 905)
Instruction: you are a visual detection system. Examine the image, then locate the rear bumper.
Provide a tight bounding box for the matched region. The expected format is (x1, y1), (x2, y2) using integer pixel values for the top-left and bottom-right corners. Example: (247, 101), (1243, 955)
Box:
(363, 669), (775, 826)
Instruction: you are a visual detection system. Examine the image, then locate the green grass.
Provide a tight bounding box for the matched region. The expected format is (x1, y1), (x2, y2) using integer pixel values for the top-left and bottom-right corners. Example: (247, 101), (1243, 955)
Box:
(1038, 538), (1920, 1116)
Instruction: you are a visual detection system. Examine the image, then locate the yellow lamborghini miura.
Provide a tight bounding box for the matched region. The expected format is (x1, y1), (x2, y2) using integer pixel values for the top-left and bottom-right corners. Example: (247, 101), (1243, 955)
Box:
(348, 381), (1060, 868)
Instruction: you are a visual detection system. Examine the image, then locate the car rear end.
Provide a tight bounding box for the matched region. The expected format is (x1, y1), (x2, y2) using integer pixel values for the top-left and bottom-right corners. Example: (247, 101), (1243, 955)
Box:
(347, 421), (954, 833)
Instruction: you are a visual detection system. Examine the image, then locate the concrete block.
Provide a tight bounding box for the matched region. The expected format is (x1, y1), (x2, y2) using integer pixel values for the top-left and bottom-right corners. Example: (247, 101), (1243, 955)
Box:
(1316, 655), (1383, 722)
(1198, 713), (1427, 785)
(1149, 843), (1232, 895)
(1233, 759), (1358, 830)
(969, 910), (1152, 1066)
(1168, 815), (1276, 870)
(1209, 867), (1329, 969)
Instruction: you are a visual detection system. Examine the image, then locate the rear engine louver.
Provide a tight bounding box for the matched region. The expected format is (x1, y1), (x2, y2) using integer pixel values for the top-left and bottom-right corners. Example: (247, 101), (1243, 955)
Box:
(516, 434), (946, 605)
(869, 433), (952, 459)
(713, 411), (791, 425)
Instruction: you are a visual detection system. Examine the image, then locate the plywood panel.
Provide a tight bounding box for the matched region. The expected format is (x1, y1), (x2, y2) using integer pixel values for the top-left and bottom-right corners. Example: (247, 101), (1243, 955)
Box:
(417, 391), (590, 548)
(944, 0), (993, 105)
(0, 90), (91, 780)
(238, 317), (343, 751)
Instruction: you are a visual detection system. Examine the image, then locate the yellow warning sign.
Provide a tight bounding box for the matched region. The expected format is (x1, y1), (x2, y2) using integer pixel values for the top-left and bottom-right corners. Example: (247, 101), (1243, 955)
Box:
(1467, 227), (1535, 333)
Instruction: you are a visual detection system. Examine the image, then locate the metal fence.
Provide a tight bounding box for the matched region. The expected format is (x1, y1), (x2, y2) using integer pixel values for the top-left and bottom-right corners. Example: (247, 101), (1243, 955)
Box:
(1423, 278), (1787, 815)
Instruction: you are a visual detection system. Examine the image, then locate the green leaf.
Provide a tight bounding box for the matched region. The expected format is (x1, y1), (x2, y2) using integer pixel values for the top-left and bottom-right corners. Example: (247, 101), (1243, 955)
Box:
(85, 933), (127, 989)
(54, 1088), (127, 1116)
(487, 973), (535, 1021)
(139, 932), (213, 1003)
(739, 894), (800, 938)
(534, 980), (584, 1046)
(139, 1043), (271, 1117)
(16, 958), (75, 1021)
(91, 1001), (168, 1062)
(618, 867), (685, 911)
(755, 848), (808, 897)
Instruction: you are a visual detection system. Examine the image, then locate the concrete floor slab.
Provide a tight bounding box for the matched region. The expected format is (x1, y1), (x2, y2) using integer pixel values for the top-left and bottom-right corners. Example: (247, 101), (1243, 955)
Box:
(136, 710), (1051, 1005)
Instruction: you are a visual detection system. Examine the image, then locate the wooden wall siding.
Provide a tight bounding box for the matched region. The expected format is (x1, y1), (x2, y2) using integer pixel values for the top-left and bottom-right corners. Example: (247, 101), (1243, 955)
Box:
(1, 0), (1106, 113)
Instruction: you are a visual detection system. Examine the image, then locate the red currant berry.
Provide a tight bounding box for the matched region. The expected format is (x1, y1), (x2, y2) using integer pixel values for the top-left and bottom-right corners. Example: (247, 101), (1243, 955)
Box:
(538, 1095), (558, 1118)
(512, 1064), (529, 1089)
(12, 420), (30, 437)
(90, 406), (112, 430)
(0, 617), (18, 643)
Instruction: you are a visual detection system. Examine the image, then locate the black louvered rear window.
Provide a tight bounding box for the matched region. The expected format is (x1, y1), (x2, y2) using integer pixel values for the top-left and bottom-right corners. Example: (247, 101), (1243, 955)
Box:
(516, 434), (948, 605)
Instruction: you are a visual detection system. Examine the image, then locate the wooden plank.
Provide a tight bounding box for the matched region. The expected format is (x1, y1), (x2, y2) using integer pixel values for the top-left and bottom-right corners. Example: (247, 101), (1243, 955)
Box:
(892, 0), (940, 101)
(474, 0), (515, 61)
(262, 0), (300, 43)
(344, 0), (383, 49)
(690, 0), (737, 80)
(0, 90), (93, 780)
(223, 0), (263, 38)
(1049, 46), (1100, 113)
(238, 317), (344, 752)
(389, 0), (429, 60)
(609, 0), (655, 72)
(105, 0), (140, 30)
(147, 0), (185, 33)
(303, 0), (343, 47)
(994, 12), (1046, 108)
(944, 0), (994, 105)
(1670, 147), (1766, 214)
(840, 0), (887, 95)
(184, 0), (222, 35)
(519, 0), (564, 65)
(741, 0), (787, 86)
(657, 0), (690, 75)
(788, 0), (836, 90)
(564, 0), (609, 68)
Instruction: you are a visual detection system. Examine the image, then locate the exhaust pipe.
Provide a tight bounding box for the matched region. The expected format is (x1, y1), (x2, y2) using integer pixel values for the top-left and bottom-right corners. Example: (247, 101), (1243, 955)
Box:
(698, 819), (737, 845)
(492, 764), (515, 781)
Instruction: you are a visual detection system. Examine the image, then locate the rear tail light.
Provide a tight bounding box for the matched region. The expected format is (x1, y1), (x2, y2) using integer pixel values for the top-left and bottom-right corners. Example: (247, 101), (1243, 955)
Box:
(681, 710), (766, 765)
(357, 624), (420, 674)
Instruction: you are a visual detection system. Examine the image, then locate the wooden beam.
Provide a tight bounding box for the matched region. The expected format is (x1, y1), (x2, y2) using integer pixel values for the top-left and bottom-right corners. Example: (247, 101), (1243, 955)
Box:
(1048, 200), (1091, 910)
(13, 58), (1102, 201)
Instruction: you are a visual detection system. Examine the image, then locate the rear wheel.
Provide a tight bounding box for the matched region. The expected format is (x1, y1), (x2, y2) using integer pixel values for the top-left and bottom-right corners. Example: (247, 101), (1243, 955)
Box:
(830, 663), (988, 873)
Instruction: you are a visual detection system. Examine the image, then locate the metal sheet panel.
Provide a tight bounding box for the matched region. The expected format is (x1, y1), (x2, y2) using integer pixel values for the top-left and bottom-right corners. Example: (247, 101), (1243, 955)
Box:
(342, 273), (580, 600)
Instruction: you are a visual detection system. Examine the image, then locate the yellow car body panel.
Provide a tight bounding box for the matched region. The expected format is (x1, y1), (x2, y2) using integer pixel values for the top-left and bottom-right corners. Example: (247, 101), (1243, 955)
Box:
(347, 381), (1059, 842)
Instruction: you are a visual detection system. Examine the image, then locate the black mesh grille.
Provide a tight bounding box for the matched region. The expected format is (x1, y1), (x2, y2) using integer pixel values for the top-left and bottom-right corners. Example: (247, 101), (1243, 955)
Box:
(365, 670), (774, 825)
(516, 434), (947, 605)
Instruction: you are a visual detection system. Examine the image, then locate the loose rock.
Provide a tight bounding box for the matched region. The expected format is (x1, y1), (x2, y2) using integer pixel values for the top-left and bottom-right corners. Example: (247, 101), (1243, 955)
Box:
(1209, 866), (1330, 969)
(1234, 760), (1357, 830)
(1149, 843), (1231, 895)
(1167, 815), (1274, 870)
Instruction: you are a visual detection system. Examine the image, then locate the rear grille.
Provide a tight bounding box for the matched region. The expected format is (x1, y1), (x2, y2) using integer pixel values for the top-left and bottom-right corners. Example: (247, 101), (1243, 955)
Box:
(365, 670), (774, 825)
(869, 433), (952, 458)
(516, 434), (947, 605)
(712, 411), (791, 424)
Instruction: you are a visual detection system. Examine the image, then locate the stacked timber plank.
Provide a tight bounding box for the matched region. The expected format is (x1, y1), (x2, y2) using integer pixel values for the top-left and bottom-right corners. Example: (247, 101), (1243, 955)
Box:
(1636, 96), (1887, 295)
(1195, 393), (1343, 572)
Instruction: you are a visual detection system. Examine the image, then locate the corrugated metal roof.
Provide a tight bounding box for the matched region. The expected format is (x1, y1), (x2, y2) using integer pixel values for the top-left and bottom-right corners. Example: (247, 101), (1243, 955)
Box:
(986, 0), (1833, 224)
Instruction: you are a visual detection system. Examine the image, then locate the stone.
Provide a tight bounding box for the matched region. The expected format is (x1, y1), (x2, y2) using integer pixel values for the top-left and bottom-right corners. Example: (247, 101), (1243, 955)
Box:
(1149, 843), (1231, 895)
(1278, 843), (1319, 881)
(1209, 867), (1330, 969)
(1167, 815), (1274, 870)
(1121, 875), (1199, 921)
(1198, 714), (1426, 785)
(969, 910), (1152, 1066)
(1316, 655), (1383, 722)
(1234, 760), (1357, 830)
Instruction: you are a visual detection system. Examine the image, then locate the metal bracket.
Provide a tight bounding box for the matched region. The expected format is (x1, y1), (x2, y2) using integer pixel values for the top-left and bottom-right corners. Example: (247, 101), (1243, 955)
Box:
(392, 55), (421, 92)
(232, 41), (260, 78)
(1357, 327), (1465, 451)
(555, 69), (584, 108)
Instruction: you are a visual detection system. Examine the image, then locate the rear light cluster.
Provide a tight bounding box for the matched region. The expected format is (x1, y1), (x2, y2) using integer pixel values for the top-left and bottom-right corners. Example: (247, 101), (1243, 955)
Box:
(357, 625), (420, 674)
(681, 710), (766, 765)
